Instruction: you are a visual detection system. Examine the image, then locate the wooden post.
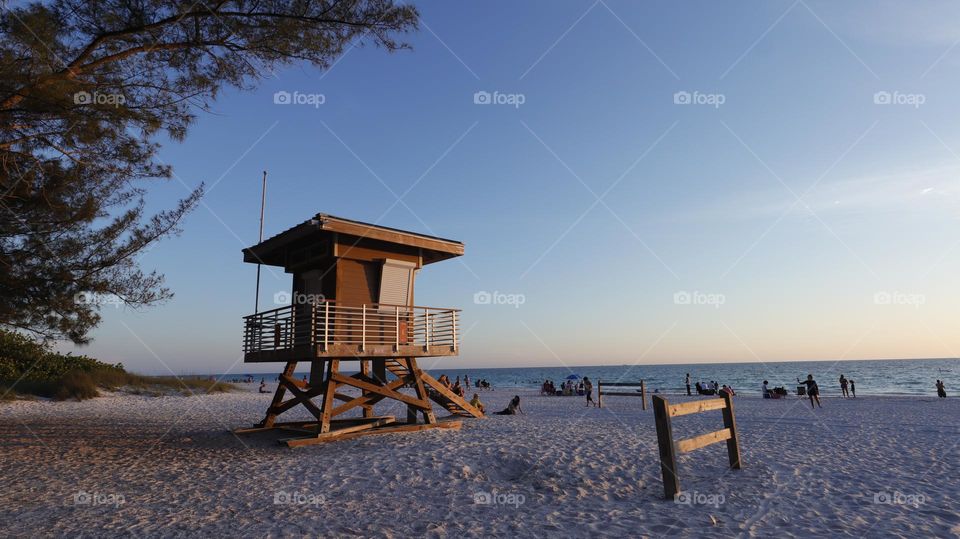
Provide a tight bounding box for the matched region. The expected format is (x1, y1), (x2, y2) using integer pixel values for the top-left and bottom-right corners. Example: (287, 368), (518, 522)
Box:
(640, 380), (647, 411)
(407, 358), (437, 425)
(361, 305), (366, 351)
(317, 360), (339, 434)
(360, 360), (373, 418)
(721, 392), (742, 469)
(652, 395), (680, 500)
(261, 361), (297, 428)
(597, 381), (602, 408)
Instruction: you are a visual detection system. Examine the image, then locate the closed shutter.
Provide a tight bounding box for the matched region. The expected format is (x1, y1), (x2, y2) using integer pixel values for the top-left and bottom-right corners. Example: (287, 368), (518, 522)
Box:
(378, 260), (414, 309)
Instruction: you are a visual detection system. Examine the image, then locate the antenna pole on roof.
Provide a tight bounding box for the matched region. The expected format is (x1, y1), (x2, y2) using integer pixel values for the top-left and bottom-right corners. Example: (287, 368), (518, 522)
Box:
(254, 170), (267, 314)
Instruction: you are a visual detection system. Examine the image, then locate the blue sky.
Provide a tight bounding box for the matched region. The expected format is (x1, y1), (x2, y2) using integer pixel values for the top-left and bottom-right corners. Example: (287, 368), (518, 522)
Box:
(64, 1), (960, 374)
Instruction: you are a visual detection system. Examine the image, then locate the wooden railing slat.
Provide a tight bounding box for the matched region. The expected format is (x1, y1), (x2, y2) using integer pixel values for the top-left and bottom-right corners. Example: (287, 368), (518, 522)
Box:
(668, 398), (727, 417)
(675, 428), (732, 454)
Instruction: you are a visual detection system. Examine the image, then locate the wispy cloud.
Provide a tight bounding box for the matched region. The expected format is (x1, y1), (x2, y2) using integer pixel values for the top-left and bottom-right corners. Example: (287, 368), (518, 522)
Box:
(680, 163), (960, 223)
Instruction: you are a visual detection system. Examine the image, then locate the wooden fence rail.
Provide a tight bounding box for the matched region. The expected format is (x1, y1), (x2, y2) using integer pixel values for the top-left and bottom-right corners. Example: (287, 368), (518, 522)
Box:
(652, 393), (742, 500)
(597, 380), (646, 410)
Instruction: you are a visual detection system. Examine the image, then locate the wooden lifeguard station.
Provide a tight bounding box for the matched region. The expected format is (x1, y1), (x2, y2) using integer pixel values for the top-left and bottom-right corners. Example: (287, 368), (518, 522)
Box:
(235, 213), (482, 447)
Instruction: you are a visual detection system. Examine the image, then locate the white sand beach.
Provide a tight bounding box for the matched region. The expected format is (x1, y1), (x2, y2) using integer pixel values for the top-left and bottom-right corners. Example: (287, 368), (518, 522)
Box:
(1, 387), (958, 538)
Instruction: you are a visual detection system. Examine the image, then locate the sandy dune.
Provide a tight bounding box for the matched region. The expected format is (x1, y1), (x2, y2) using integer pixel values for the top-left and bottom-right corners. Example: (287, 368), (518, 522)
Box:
(1, 386), (958, 537)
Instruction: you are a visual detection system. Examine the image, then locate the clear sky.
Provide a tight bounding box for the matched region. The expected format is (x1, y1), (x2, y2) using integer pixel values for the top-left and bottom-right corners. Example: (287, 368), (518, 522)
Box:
(62, 1), (960, 374)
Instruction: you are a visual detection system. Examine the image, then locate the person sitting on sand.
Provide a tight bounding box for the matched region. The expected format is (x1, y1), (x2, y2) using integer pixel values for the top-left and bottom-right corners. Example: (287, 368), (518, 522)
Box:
(720, 385), (735, 397)
(494, 395), (523, 415)
(469, 393), (486, 413)
(583, 377), (596, 407)
(258, 379), (268, 393)
(798, 374), (822, 409)
(936, 379), (947, 398)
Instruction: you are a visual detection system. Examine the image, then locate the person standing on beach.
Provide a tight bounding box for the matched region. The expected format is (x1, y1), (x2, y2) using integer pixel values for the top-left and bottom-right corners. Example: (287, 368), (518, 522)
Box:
(583, 377), (596, 407)
(849, 379), (856, 398)
(798, 374), (822, 409)
(839, 375), (849, 398)
(936, 379), (947, 398)
(685, 373), (691, 396)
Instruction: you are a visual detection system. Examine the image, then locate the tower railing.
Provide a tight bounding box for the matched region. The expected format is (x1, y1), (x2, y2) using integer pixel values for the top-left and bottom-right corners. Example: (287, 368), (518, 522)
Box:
(242, 300), (460, 355)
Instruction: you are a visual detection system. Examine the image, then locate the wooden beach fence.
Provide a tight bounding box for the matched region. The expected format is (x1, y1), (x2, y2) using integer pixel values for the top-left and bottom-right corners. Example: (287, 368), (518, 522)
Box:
(597, 380), (646, 410)
(651, 393), (742, 500)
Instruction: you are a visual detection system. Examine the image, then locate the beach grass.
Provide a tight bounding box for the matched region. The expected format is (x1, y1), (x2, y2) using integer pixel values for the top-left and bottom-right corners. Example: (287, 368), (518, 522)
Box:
(0, 329), (234, 400)
(1, 369), (235, 401)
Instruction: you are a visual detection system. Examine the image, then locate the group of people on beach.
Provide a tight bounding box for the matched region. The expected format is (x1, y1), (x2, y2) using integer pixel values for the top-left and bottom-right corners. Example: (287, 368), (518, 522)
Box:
(540, 379), (586, 397)
(436, 374), (492, 397)
(538, 377), (597, 405)
(684, 374), (736, 397)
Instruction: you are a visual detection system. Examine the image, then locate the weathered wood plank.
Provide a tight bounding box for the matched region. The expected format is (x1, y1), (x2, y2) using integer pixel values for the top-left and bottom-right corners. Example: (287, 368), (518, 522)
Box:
(652, 395), (680, 500)
(675, 428), (733, 454)
(722, 392), (742, 469)
(668, 398), (727, 417)
(281, 419), (462, 447)
(331, 372), (430, 409)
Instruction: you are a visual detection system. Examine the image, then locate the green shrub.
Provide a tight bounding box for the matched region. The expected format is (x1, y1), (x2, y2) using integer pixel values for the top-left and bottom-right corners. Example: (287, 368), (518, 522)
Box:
(54, 371), (100, 401)
(0, 330), (234, 400)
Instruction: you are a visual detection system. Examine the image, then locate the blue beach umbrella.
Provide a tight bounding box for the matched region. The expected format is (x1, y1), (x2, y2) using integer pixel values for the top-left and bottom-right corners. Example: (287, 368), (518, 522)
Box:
(566, 374), (581, 380)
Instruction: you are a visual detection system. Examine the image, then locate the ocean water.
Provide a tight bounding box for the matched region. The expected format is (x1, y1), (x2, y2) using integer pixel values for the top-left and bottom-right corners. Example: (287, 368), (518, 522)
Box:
(227, 358), (959, 397)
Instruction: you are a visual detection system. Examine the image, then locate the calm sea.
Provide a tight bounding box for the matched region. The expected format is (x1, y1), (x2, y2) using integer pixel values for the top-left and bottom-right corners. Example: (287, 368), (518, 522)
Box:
(223, 358), (958, 397)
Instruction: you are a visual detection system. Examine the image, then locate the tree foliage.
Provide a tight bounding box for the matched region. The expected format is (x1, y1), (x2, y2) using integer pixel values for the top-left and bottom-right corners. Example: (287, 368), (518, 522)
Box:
(0, 0), (418, 343)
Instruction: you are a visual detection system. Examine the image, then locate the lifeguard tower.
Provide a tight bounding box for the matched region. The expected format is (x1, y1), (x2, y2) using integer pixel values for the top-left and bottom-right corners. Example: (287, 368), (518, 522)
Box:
(235, 213), (482, 447)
